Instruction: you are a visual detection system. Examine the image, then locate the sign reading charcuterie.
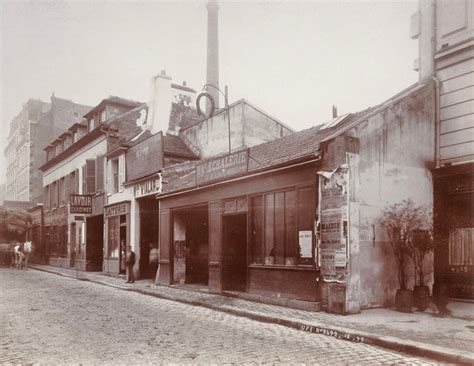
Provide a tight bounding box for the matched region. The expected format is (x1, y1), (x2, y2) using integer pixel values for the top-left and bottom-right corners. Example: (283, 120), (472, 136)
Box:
(70, 194), (93, 214)
(196, 149), (248, 185)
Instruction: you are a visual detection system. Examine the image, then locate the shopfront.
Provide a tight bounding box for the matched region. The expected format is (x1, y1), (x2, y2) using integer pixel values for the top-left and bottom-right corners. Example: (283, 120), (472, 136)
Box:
(433, 164), (474, 300)
(158, 156), (320, 308)
(103, 201), (130, 275)
(131, 174), (161, 280)
(26, 205), (45, 264)
(44, 206), (69, 268)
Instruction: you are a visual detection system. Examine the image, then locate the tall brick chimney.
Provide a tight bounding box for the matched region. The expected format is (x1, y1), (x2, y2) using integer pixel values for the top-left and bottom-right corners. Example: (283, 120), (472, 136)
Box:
(206, 0), (220, 113)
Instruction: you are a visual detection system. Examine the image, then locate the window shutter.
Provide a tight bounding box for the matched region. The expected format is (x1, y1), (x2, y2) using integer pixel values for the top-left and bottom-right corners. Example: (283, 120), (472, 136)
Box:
(75, 169), (79, 194)
(64, 174), (70, 203)
(95, 155), (104, 192)
(106, 159), (112, 194)
(81, 165), (86, 194)
(86, 159), (96, 193)
(118, 154), (125, 192)
(44, 185), (49, 209)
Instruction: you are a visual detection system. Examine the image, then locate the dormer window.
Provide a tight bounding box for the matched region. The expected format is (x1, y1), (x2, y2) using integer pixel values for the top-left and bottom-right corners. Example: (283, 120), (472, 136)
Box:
(100, 110), (106, 123)
(88, 118), (95, 132)
(72, 131), (77, 143)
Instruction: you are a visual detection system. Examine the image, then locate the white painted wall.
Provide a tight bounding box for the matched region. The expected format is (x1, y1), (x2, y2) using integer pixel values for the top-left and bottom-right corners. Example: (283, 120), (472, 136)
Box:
(43, 136), (107, 187)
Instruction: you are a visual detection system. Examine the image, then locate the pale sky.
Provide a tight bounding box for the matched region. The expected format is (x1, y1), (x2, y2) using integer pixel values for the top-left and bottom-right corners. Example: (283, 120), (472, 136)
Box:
(0, 0), (419, 184)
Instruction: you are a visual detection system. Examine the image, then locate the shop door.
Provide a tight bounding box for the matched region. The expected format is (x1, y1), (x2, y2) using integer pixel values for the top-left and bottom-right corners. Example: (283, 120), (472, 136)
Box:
(185, 206), (209, 285)
(222, 214), (247, 292)
(86, 216), (104, 272)
(70, 223), (76, 268)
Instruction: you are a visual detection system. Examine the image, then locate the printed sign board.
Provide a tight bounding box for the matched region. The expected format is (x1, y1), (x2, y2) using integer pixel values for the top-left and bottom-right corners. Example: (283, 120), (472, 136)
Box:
(133, 175), (162, 198)
(196, 149), (248, 185)
(104, 202), (129, 218)
(70, 194), (93, 214)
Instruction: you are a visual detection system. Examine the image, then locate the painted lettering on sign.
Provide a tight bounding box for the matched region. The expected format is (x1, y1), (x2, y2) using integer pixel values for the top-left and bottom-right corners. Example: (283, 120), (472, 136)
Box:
(70, 194), (93, 214)
(133, 175), (162, 198)
(104, 203), (129, 217)
(196, 150), (248, 185)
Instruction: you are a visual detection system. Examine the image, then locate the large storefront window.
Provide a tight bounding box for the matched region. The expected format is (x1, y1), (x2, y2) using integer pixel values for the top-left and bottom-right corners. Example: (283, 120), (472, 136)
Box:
(250, 186), (315, 266)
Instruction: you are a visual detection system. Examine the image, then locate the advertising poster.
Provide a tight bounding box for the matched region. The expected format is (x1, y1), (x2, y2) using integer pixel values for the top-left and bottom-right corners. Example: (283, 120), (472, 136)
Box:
(318, 165), (349, 280)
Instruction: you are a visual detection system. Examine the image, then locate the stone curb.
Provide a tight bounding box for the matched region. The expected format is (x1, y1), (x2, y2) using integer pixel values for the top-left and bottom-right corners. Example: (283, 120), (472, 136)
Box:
(31, 266), (474, 365)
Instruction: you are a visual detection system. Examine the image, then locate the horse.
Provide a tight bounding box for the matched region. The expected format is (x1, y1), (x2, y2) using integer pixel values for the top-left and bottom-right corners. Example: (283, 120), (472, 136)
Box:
(14, 241), (33, 269)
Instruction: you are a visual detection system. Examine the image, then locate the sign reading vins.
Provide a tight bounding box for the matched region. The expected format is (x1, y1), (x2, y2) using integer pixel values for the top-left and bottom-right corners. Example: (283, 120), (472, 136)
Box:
(70, 194), (93, 214)
(196, 149), (248, 185)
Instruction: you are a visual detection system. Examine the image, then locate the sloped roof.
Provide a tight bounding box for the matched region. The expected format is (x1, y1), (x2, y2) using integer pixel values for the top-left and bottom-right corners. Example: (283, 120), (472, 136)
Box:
(158, 81), (435, 197)
(163, 134), (198, 159)
(83, 96), (144, 119)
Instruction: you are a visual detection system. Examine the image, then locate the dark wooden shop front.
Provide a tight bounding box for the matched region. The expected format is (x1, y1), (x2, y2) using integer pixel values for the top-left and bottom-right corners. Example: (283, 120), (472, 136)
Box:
(158, 162), (320, 304)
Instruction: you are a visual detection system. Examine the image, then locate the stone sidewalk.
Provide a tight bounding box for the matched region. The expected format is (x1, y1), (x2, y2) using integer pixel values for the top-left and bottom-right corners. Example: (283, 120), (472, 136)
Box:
(29, 264), (474, 364)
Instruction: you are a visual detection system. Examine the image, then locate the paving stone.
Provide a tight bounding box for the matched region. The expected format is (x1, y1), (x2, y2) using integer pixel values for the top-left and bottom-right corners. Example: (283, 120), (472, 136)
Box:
(0, 268), (438, 364)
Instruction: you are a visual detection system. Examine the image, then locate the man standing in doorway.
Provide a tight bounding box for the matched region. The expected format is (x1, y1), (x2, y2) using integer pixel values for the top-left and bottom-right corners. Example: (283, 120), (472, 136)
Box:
(125, 245), (136, 284)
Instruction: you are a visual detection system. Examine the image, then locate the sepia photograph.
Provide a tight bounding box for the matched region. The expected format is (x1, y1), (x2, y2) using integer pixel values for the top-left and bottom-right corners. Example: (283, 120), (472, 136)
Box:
(0, 0), (473, 364)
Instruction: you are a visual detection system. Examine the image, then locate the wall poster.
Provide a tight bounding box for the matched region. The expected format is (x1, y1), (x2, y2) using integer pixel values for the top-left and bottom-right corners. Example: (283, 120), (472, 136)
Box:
(299, 230), (313, 258)
(317, 164), (349, 281)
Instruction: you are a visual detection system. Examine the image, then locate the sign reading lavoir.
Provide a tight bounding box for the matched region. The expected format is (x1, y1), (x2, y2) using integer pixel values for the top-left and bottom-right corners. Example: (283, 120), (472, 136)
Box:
(70, 194), (93, 214)
(196, 149), (248, 185)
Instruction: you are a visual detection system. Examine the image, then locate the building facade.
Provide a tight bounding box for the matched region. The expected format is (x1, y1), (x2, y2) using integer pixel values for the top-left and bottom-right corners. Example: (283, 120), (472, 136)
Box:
(4, 96), (91, 203)
(411, 0), (474, 300)
(39, 97), (144, 271)
(155, 80), (435, 313)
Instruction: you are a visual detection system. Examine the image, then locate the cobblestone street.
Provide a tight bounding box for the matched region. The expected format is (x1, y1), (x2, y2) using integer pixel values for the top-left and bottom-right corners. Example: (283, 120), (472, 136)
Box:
(0, 268), (440, 364)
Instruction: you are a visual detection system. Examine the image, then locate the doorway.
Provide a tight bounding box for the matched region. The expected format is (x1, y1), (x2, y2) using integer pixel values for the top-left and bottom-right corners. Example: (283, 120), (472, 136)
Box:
(70, 223), (76, 268)
(222, 214), (247, 291)
(86, 215), (104, 271)
(138, 198), (159, 279)
(185, 206), (209, 285)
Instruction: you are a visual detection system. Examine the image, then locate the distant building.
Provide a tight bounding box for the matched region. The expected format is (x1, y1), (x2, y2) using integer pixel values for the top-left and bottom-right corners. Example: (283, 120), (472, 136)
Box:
(0, 183), (5, 205)
(4, 95), (91, 203)
(411, 0), (474, 300)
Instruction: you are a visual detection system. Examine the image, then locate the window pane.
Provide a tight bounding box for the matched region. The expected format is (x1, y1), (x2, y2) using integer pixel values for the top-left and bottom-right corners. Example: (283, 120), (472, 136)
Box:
(108, 217), (119, 258)
(264, 193), (275, 264)
(285, 190), (297, 262)
(298, 187), (314, 264)
(274, 192), (285, 265)
(250, 195), (263, 264)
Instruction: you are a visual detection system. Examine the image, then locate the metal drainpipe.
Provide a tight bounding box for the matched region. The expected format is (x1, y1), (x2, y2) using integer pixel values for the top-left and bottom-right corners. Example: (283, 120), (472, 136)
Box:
(430, 75), (440, 169)
(429, 0), (440, 169)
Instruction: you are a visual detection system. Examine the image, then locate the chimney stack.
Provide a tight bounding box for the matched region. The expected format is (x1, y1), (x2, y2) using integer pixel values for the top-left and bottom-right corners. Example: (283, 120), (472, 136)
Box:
(332, 105), (338, 118)
(148, 70), (172, 135)
(206, 0), (220, 113)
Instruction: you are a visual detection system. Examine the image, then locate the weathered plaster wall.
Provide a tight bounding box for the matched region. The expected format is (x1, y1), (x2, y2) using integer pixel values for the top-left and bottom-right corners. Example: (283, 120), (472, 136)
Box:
(179, 101), (292, 159)
(180, 103), (244, 158)
(351, 84), (436, 309)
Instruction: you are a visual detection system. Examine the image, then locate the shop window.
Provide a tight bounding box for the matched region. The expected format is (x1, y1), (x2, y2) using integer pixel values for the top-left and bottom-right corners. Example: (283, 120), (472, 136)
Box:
(108, 217), (120, 258)
(250, 186), (315, 266)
